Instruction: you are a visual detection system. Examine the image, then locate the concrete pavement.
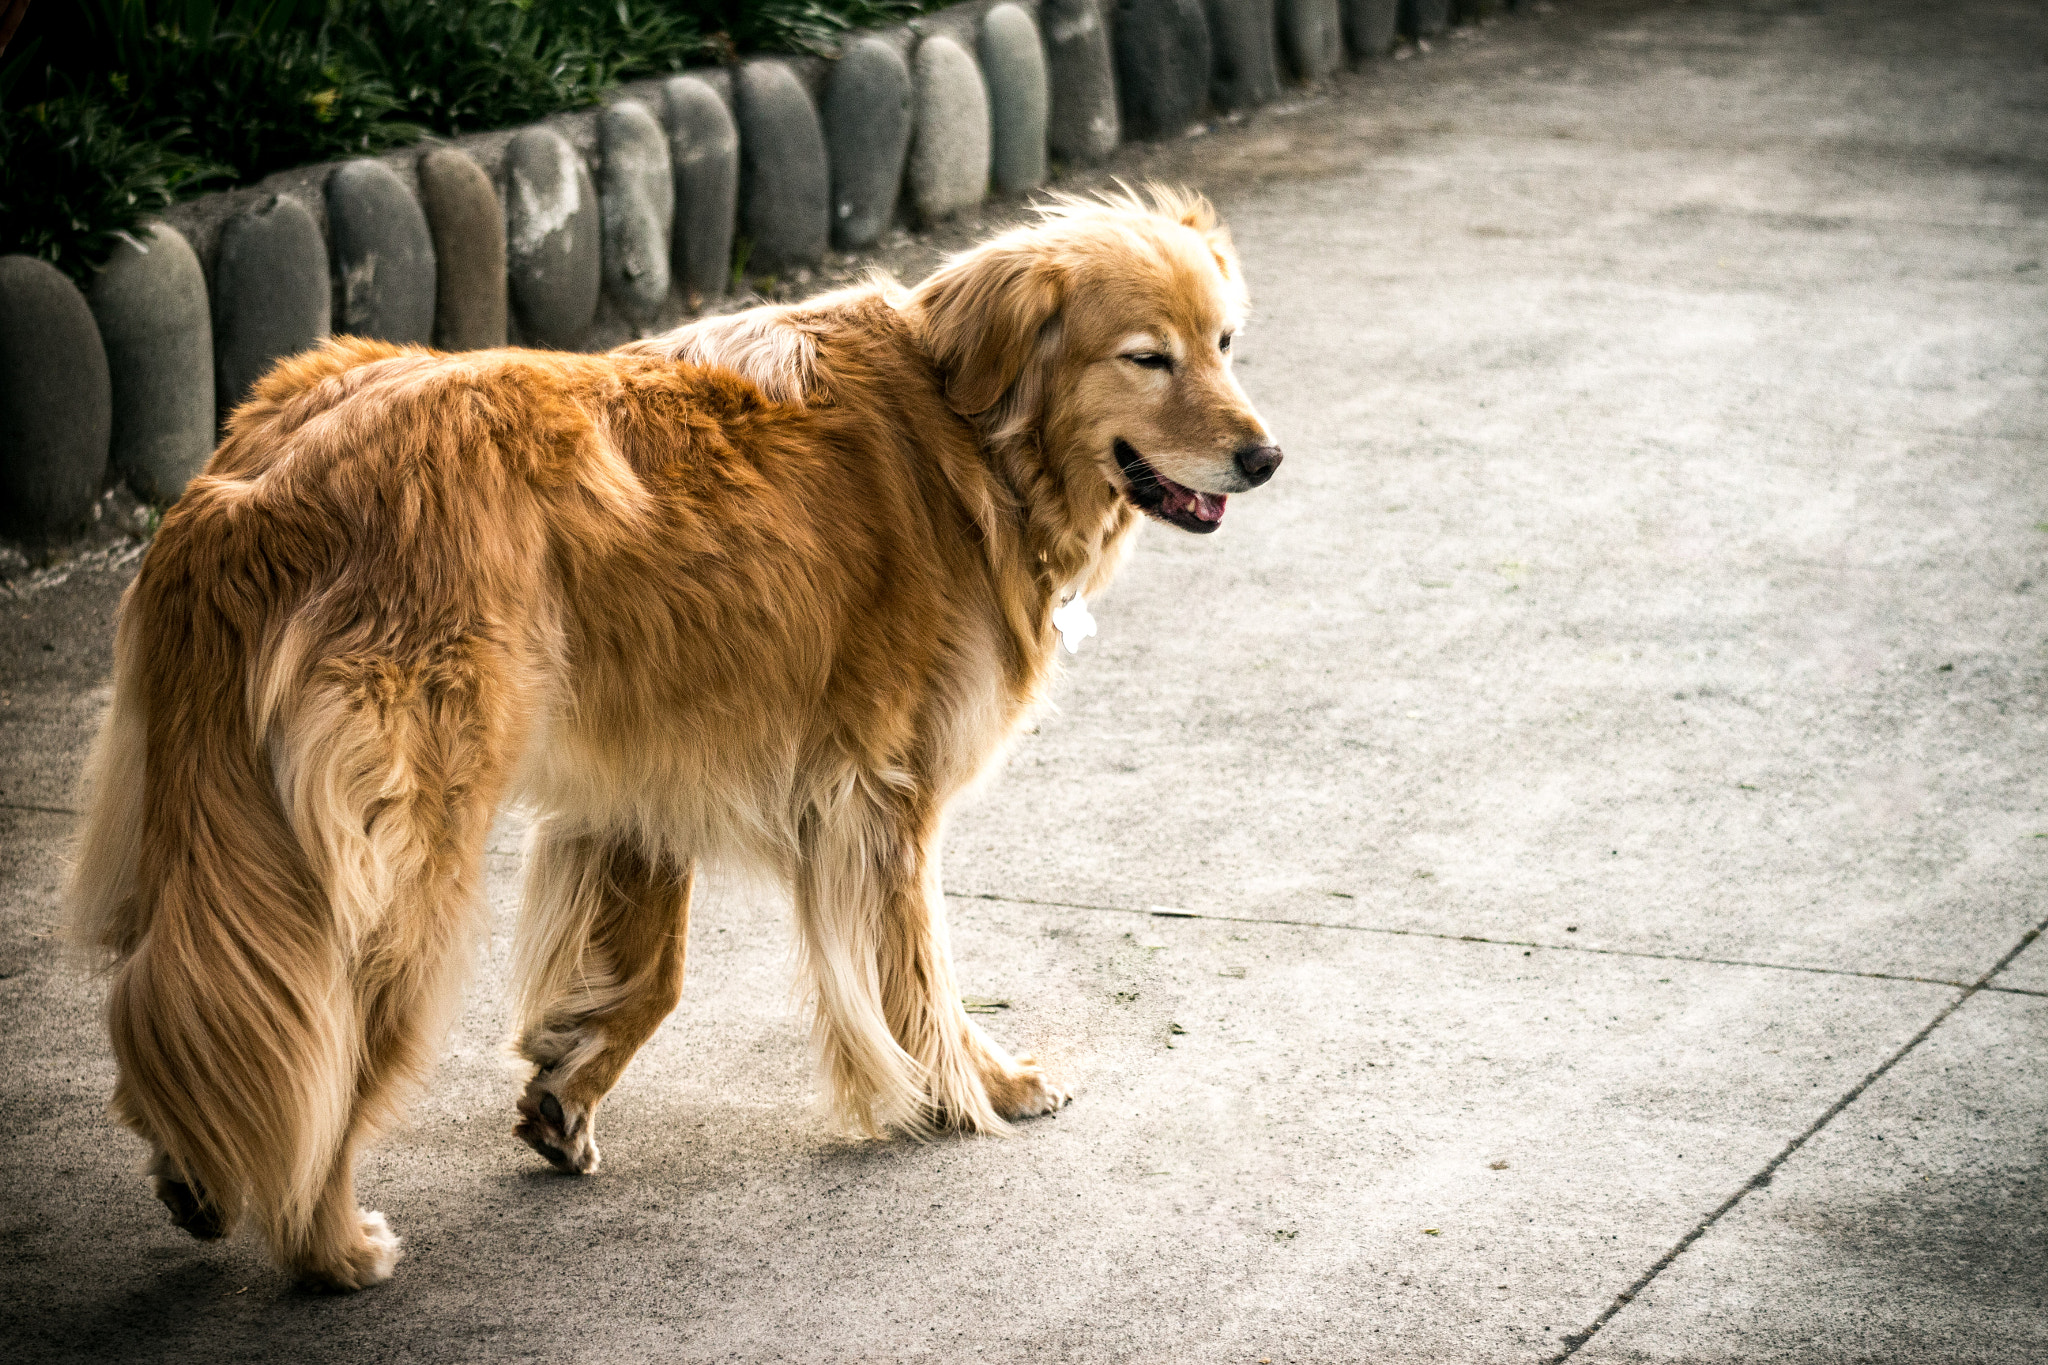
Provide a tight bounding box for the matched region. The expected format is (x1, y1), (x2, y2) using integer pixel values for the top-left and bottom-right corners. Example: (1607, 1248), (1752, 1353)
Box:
(5, 1), (2045, 1360)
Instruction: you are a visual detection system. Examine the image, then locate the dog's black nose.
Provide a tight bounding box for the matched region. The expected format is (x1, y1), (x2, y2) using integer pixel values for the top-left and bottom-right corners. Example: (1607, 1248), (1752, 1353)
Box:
(1235, 444), (1283, 487)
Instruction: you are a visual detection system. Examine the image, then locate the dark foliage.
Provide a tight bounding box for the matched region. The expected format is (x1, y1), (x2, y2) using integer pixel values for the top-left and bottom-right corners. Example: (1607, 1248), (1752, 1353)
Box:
(1, 0), (937, 282)
(0, 84), (226, 282)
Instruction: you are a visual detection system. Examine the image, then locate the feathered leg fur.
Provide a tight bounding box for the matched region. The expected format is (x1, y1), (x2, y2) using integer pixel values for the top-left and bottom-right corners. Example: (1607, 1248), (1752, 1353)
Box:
(792, 776), (1067, 1137)
(510, 824), (695, 1173)
(71, 529), (525, 1289)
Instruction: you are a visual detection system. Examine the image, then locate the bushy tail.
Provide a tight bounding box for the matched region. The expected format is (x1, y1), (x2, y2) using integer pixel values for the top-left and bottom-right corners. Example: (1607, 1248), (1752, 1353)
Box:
(68, 532), (354, 1252)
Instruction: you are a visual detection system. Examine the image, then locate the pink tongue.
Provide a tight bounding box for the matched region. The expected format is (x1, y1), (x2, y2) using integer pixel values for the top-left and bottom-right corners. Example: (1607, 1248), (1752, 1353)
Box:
(1161, 482), (1228, 523)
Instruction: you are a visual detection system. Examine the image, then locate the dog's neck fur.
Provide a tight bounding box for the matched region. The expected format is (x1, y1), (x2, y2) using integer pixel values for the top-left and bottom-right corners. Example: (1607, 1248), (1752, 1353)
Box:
(981, 420), (1139, 600)
(626, 286), (1144, 682)
(952, 362), (1144, 704)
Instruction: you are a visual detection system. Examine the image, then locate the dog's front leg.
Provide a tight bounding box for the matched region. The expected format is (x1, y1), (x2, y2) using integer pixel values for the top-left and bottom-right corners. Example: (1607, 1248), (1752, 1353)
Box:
(509, 825), (694, 1173)
(795, 796), (1069, 1136)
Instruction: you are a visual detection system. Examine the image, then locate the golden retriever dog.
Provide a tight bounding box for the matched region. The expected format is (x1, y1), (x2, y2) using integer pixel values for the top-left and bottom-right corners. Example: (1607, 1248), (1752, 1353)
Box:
(66, 187), (1281, 1289)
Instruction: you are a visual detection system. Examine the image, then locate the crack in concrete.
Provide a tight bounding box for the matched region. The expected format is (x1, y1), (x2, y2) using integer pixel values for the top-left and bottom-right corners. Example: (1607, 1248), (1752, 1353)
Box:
(4, 830), (2036, 1004)
(1541, 916), (2048, 1363)
(950, 890), (2048, 999)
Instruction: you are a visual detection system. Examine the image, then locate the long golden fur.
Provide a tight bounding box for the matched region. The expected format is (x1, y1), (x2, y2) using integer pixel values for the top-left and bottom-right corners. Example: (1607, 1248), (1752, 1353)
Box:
(67, 188), (1280, 1289)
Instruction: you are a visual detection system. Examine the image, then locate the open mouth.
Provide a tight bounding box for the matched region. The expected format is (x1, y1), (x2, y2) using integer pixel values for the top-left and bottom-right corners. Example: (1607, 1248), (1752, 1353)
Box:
(1112, 439), (1227, 534)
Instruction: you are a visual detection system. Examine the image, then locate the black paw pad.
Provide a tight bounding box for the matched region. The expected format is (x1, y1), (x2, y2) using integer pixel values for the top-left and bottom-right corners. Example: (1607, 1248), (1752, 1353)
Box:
(156, 1177), (226, 1241)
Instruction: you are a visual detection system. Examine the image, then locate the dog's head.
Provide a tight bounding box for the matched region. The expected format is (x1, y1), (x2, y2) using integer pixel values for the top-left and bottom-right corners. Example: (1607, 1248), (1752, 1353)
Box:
(912, 187), (1281, 535)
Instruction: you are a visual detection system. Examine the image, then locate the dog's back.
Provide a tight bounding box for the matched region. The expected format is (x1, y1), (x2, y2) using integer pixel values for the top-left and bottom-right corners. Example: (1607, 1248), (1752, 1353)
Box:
(69, 338), (578, 1282)
(67, 190), (1277, 1288)
(67, 311), (1013, 1281)
(70, 339), (675, 1265)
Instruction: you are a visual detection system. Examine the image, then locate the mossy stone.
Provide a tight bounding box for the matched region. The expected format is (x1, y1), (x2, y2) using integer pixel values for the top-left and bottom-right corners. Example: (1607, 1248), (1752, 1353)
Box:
(504, 127), (601, 350)
(1205, 0), (1281, 111)
(327, 158), (437, 345)
(908, 35), (992, 224)
(1279, 0), (1344, 79)
(1043, 0), (1121, 164)
(1342, 0), (1399, 57)
(663, 75), (741, 306)
(0, 256), (111, 537)
(600, 100), (675, 328)
(213, 194), (330, 411)
(417, 147), (508, 350)
(87, 223), (213, 503)
(736, 61), (830, 274)
(1113, 0), (1212, 141)
(980, 4), (1050, 195)
(824, 37), (913, 250)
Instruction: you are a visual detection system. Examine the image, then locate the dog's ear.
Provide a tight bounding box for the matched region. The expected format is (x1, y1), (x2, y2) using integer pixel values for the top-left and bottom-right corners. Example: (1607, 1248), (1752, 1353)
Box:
(911, 247), (1063, 418)
(1202, 222), (1240, 285)
(1141, 183), (1241, 292)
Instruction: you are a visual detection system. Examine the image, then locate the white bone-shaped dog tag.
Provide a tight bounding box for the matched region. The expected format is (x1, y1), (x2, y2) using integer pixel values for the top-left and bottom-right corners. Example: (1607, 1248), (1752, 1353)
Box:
(1052, 595), (1097, 654)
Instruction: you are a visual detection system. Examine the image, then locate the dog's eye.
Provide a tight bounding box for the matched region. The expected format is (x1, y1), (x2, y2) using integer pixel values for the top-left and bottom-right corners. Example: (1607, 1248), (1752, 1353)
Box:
(1124, 352), (1172, 371)
(1219, 333), (1234, 353)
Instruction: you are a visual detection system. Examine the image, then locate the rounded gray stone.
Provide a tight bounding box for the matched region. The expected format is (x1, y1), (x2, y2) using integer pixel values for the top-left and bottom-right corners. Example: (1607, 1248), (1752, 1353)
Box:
(1204, 0), (1280, 111)
(980, 5), (1050, 196)
(662, 75), (740, 305)
(326, 159), (436, 346)
(1342, 0), (1400, 58)
(417, 147), (508, 351)
(86, 223), (213, 504)
(735, 61), (830, 275)
(504, 126), (601, 350)
(213, 193), (331, 412)
(599, 99), (675, 328)
(908, 35), (992, 225)
(0, 256), (111, 537)
(1042, 0), (1120, 164)
(1112, 0), (1211, 142)
(824, 37), (912, 251)
(1279, 0), (1343, 78)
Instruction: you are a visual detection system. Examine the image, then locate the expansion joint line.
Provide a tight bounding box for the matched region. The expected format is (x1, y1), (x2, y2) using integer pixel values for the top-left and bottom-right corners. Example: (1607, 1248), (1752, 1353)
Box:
(1544, 916), (2046, 1363)
(948, 891), (2048, 999)
(948, 891), (2045, 1356)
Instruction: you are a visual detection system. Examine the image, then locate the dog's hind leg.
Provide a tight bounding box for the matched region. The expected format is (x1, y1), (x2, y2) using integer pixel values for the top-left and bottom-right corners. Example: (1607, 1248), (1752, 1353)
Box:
(274, 907), (480, 1292)
(509, 824), (694, 1174)
(259, 640), (523, 1289)
(794, 790), (1069, 1138)
(272, 832), (493, 1290)
(142, 1146), (227, 1240)
(73, 617), (239, 1242)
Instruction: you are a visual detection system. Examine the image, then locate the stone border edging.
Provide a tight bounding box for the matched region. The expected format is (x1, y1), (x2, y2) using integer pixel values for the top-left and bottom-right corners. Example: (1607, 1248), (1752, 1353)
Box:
(3, 0), (1526, 543)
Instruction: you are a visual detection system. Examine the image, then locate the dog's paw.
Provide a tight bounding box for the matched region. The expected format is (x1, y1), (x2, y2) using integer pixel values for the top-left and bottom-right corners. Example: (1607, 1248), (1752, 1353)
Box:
(152, 1172), (226, 1241)
(514, 1073), (601, 1175)
(296, 1210), (403, 1292)
(349, 1210), (404, 1286)
(984, 1054), (1072, 1121)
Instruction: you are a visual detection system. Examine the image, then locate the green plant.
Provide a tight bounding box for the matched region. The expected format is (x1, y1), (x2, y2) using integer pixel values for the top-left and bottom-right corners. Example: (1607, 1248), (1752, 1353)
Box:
(730, 0), (928, 57)
(76, 0), (410, 177)
(0, 85), (226, 283)
(332, 0), (708, 137)
(2, 0), (409, 280)
(1, 0), (948, 283)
